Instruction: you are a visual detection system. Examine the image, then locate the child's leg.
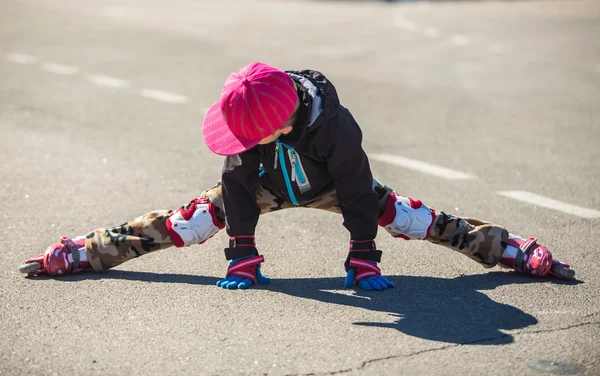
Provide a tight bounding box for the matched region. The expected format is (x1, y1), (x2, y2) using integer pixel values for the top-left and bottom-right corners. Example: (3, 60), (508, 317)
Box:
(24, 178), (309, 276)
(426, 212), (506, 268)
(22, 182), (226, 275)
(372, 178), (508, 266)
(85, 182), (227, 271)
(85, 210), (177, 271)
(255, 183), (341, 214)
(373, 179), (574, 278)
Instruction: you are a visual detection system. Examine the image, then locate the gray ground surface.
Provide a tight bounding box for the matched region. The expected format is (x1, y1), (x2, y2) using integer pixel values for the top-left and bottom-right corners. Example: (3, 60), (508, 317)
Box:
(1, 0), (599, 375)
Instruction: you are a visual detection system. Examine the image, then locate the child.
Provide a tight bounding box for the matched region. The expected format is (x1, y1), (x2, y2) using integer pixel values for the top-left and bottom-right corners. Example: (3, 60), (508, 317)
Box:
(20, 62), (575, 290)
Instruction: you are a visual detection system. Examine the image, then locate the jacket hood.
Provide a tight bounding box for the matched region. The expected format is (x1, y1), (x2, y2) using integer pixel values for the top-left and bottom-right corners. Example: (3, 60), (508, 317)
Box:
(279, 70), (341, 147)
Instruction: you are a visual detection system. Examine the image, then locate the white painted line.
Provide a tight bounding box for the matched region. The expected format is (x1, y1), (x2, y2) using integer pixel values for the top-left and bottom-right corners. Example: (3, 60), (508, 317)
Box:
(450, 35), (472, 46)
(393, 16), (418, 32)
(489, 44), (508, 54)
(41, 62), (80, 75)
(102, 6), (131, 18)
(423, 27), (440, 38)
(140, 89), (189, 104)
(86, 74), (130, 88)
(369, 153), (475, 181)
(497, 190), (600, 219)
(5, 52), (37, 64)
(416, 3), (432, 12)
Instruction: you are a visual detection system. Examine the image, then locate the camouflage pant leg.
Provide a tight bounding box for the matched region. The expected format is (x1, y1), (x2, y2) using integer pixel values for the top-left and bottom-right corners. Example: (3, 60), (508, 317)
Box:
(373, 179), (509, 268)
(426, 212), (509, 268)
(87, 175), (509, 272)
(255, 184), (341, 214)
(83, 178), (340, 271)
(296, 179), (510, 268)
(85, 182), (224, 271)
(256, 178), (510, 268)
(85, 210), (174, 271)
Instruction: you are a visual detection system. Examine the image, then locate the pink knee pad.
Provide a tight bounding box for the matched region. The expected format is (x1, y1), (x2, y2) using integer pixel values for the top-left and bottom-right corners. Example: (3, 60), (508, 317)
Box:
(378, 193), (434, 240)
(166, 198), (225, 247)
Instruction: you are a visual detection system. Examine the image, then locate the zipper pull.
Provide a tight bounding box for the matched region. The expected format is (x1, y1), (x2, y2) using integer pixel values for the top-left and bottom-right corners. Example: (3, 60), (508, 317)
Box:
(290, 152), (297, 182)
(274, 143), (279, 169)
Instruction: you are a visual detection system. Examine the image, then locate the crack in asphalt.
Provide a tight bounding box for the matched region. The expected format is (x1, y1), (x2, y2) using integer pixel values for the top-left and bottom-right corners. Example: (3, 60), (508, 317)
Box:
(285, 320), (600, 376)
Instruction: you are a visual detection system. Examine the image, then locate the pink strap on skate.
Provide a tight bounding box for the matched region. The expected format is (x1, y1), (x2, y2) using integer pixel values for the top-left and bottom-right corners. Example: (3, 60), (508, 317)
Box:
(349, 258), (381, 283)
(514, 237), (538, 271)
(519, 237), (538, 252)
(60, 236), (80, 269)
(226, 255), (265, 282)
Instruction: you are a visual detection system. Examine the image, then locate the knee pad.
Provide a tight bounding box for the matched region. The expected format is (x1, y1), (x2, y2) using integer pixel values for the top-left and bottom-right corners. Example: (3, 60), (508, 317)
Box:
(166, 198), (225, 247)
(378, 193), (434, 240)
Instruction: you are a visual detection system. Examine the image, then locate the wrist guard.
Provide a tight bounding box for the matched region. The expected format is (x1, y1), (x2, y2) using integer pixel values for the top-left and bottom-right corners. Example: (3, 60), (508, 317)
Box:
(345, 240), (383, 283)
(224, 236), (264, 283)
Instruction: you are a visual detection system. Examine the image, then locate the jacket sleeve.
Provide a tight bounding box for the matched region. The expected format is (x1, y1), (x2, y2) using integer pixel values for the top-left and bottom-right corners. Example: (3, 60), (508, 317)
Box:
(221, 148), (261, 236)
(325, 107), (379, 240)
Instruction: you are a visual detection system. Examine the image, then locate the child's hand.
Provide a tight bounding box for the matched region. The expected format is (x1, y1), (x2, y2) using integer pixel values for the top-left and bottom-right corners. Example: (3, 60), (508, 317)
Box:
(344, 259), (395, 291)
(344, 269), (396, 291)
(217, 257), (270, 289)
(345, 270), (395, 291)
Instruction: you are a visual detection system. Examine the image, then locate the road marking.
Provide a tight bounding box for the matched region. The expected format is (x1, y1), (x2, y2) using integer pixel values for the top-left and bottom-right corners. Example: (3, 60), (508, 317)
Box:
(102, 6), (132, 18)
(369, 153), (475, 181)
(393, 16), (418, 32)
(140, 89), (189, 104)
(497, 191), (600, 219)
(450, 35), (472, 46)
(5, 52), (37, 64)
(416, 3), (431, 12)
(41, 62), (80, 75)
(423, 27), (440, 38)
(86, 74), (130, 88)
(5, 51), (190, 105)
(489, 44), (508, 54)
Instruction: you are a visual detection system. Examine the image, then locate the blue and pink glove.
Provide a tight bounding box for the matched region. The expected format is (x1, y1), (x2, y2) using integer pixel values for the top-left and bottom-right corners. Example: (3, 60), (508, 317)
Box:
(344, 240), (395, 291)
(216, 236), (271, 289)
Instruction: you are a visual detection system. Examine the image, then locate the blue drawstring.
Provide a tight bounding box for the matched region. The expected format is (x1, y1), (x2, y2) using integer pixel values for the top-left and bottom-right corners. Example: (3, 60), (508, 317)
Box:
(276, 140), (300, 206)
(258, 140), (300, 206)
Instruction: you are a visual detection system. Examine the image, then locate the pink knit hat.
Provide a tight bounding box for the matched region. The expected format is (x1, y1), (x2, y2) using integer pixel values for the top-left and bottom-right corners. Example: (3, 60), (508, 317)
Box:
(202, 62), (298, 156)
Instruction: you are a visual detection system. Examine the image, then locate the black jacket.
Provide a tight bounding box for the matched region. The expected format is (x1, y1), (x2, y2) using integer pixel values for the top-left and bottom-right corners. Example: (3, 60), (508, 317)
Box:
(221, 70), (379, 241)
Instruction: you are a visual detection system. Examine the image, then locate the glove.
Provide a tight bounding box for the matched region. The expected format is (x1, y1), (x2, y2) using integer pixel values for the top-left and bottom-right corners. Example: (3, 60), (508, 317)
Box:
(345, 262), (395, 291)
(344, 240), (395, 291)
(216, 236), (270, 290)
(216, 255), (271, 289)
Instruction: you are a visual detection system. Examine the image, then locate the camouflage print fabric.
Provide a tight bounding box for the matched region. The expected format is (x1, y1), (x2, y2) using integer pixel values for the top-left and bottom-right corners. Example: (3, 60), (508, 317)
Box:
(426, 214), (508, 268)
(255, 185), (341, 214)
(84, 177), (507, 271)
(85, 210), (174, 271)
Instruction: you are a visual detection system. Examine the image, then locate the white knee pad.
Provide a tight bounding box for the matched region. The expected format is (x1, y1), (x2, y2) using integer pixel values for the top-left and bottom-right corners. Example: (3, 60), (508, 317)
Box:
(166, 199), (224, 247)
(379, 193), (434, 240)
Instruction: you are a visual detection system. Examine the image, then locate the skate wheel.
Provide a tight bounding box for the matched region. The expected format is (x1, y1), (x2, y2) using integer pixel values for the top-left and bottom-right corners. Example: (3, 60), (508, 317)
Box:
(551, 263), (575, 280)
(19, 262), (42, 274)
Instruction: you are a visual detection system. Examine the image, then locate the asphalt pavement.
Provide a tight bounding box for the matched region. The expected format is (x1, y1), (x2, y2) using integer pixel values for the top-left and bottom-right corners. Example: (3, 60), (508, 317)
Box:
(1, 0), (599, 375)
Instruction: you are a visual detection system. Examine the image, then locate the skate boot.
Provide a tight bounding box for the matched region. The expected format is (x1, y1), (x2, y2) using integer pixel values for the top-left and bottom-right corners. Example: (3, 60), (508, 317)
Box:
(499, 236), (575, 280)
(19, 236), (92, 276)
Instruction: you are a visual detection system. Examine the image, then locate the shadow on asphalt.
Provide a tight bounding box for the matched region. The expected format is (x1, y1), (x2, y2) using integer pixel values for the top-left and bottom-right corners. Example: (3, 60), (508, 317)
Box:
(48, 270), (582, 345)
